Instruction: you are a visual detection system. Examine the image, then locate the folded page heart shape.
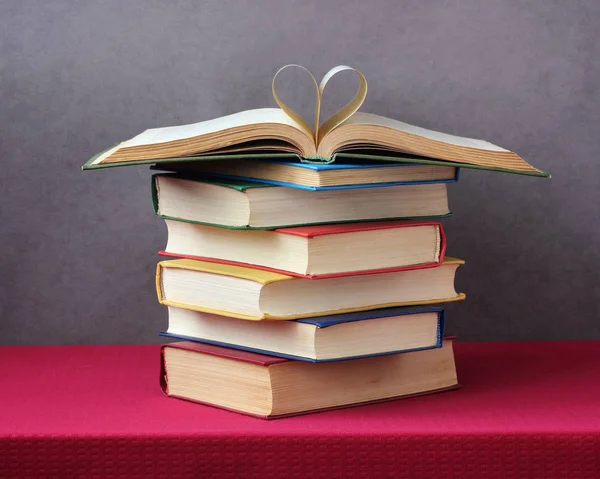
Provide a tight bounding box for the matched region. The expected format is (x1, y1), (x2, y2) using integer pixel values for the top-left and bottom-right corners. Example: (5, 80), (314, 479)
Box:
(271, 65), (368, 146)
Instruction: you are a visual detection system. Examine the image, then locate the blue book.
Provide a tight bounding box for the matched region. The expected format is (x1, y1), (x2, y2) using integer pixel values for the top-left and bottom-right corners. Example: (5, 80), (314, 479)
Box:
(153, 159), (460, 190)
(160, 306), (445, 362)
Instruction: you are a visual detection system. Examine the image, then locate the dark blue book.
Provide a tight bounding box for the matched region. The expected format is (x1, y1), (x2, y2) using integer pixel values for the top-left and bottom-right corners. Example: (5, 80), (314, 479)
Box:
(160, 306), (445, 363)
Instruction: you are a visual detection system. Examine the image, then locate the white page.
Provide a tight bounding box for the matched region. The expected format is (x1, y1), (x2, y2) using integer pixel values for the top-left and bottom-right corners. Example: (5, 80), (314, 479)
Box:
(123, 108), (302, 147)
(344, 112), (508, 152)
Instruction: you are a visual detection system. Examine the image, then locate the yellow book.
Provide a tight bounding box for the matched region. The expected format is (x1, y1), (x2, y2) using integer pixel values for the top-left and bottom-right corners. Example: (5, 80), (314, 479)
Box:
(156, 258), (466, 320)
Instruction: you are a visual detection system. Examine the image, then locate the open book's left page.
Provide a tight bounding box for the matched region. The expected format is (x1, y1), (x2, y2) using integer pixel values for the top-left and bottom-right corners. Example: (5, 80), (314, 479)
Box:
(89, 108), (311, 167)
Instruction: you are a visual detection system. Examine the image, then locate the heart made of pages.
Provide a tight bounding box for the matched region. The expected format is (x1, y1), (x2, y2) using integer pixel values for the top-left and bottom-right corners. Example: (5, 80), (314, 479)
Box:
(271, 65), (368, 145)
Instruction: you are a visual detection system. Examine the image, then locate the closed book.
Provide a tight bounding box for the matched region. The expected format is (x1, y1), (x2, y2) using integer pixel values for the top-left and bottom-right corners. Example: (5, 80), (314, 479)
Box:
(159, 219), (446, 279)
(156, 258), (465, 320)
(160, 338), (458, 418)
(152, 174), (451, 229)
(160, 306), (445, 362)
(152, 159), (460, 190)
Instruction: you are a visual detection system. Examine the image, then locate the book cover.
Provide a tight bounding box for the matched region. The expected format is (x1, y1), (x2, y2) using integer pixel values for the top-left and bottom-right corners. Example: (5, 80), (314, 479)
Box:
(159, 306), (445, 362)
(159, 220), (447, 279)
(151, 173), (453, 230)
(155, 258), (467, 320)
(159, 338), (460, 419)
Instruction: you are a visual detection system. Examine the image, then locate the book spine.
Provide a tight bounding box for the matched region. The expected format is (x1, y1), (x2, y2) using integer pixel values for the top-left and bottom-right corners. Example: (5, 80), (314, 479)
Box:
(159, 344), (169, 395)
(151, 175), (160, 216)
(438, 224), (447, 266)
(301, 156), (334, 164)
(437, 310), (446, 348)
(155, 263), (165, 304)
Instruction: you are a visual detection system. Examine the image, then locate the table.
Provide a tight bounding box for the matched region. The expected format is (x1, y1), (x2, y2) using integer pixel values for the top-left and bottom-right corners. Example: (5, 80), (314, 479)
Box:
(1, 341), (599, 478)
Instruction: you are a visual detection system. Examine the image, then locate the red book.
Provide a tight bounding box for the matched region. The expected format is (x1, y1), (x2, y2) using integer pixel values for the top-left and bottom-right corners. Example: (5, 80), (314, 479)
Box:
(2, 341), (599, 478)
(160, 339), (458, 418)
(159, 219), (446, 279)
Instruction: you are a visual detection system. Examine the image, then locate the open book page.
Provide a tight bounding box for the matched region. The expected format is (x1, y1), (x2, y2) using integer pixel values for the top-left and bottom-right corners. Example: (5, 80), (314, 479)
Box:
(342, 112), (508, 152)
(90, 108), (309, 166)
(124, 108), (303, 147)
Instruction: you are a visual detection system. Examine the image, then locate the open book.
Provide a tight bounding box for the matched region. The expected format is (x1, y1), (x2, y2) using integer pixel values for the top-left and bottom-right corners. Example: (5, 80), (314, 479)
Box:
(83, 65), (548, 177)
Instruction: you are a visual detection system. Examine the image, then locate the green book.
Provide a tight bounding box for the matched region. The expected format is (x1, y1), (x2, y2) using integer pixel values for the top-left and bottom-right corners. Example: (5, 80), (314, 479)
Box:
(82, 64), (549, 178)
(152, 174), (452, 229)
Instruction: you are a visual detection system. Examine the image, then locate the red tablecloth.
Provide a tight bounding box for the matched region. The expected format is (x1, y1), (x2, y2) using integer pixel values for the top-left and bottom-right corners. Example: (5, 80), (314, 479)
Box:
(1, 341), (599, 478)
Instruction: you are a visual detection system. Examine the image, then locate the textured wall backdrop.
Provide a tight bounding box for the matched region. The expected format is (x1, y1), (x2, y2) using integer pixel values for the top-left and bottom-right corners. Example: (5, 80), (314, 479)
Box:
(1, 0), (598, 345)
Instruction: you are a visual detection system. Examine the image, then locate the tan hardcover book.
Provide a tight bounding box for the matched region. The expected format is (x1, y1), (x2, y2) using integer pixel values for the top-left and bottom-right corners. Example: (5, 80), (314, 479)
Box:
(161, 338), (458, 418)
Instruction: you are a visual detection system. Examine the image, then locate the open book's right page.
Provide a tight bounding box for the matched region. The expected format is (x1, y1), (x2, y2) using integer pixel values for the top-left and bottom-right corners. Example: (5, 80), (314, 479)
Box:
(348, 113), (507, 151)
(327, 112), (548, 176)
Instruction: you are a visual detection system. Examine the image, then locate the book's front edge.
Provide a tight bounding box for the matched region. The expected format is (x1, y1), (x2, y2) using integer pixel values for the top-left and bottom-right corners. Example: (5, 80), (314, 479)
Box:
(151, 172), (263, 221)
(159, 344), (169, 395)
(163, 383), (460, 420)
(160, 343), (272, 419)
(156, 261), (271, 319)
(269, 383), (460, 419)
(333, 153), (551, 178)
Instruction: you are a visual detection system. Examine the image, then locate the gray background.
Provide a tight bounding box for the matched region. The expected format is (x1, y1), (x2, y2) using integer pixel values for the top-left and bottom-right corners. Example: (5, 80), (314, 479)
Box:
(1, 0), (598, 345)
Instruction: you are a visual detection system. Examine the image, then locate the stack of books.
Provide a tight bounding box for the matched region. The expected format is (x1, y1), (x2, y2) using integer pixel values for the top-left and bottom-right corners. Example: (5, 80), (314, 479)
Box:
(83, 65), (547, 418)
(152, 168), (464, 418)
